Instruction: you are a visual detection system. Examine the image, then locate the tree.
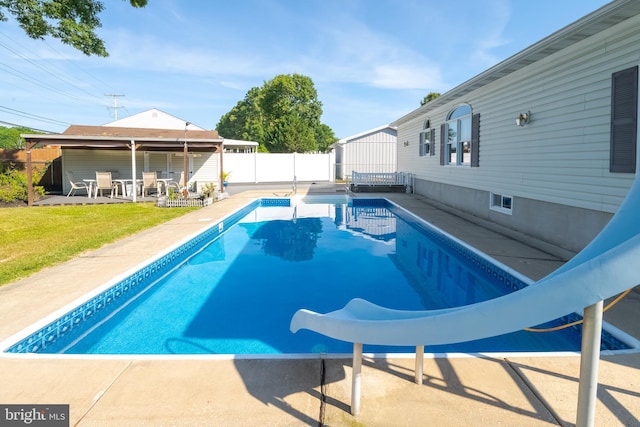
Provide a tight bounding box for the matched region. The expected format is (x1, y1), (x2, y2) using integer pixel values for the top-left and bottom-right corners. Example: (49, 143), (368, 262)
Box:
(0, 0), (148, 57)
(217, 87), (265, 145)
(0, 126), (38, 149)
(420, 91), (441, 106)
(216, 73), (336, 153)
(315, 123), (337, 153)
(265, 113), (316, 153)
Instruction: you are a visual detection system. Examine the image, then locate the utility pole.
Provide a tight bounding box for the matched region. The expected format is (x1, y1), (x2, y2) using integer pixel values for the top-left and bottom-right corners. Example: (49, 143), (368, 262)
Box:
(105, 94), (125, 120)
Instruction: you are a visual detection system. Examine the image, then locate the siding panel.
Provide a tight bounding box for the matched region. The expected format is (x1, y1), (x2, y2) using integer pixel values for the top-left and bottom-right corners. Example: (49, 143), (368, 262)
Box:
(398, 15), (640, 213)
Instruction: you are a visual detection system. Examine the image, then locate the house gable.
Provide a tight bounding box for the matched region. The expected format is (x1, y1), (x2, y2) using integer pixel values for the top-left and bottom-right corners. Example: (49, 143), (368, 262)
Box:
(104, 108), (207, 131)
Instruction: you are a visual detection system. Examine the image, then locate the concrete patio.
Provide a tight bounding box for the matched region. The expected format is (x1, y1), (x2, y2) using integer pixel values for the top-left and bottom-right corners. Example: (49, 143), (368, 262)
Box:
(1, 185), (638, 426)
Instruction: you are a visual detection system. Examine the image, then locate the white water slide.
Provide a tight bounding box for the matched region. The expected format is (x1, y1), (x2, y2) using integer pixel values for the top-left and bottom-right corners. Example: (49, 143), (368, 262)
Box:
(290, 177), (640, 425)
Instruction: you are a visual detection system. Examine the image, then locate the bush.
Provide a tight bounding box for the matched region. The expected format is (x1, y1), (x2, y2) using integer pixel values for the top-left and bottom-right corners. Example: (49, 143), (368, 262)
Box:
(0, 163), (45, 202)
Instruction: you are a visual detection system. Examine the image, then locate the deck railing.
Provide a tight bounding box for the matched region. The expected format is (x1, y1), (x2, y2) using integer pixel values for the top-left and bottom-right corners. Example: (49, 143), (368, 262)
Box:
(351, 172), (412, 187)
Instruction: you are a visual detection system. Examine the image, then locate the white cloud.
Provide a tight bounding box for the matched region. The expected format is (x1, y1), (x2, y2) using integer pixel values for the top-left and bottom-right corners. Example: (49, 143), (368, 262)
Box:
(469, 1), (513, 67)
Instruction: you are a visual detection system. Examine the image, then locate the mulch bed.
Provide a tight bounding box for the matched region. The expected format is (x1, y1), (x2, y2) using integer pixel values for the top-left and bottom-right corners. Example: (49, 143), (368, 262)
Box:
(0, 200), (28, 208)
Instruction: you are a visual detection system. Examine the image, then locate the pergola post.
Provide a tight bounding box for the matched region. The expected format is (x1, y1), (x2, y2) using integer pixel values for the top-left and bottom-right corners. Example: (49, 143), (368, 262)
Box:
(26, 141), (37, 206)
(183, 123), (189, 191)
(130, 140), (137, 202)
(219, 145), (224, 191)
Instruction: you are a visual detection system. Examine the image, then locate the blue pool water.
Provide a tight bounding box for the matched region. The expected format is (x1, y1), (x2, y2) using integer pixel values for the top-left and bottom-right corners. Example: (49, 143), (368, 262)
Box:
(4, 196), (630, 355)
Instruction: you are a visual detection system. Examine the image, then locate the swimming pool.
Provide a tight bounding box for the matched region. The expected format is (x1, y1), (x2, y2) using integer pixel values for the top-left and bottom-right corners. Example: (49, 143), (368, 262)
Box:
(1, 196), (633, 356)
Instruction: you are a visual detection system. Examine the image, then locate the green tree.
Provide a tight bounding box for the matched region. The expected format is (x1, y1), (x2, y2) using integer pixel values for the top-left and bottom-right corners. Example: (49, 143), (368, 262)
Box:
(0, 0), (148, 56)
(217, 73), (335, 153)
(265, 113), (316, 153)
(217, 87), (265, 146)
(315, 123), (337, 153)
(261, 74), (322, 153)
(0, 126), (39, 149)
(420, 91), (441, 106)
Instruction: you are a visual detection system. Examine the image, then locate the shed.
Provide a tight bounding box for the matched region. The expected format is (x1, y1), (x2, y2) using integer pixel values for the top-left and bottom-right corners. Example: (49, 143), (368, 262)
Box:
(333, 125), (397, 180)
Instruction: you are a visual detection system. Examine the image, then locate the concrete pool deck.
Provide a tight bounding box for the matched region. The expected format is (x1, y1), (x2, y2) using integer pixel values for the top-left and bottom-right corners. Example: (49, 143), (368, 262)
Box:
(0, 185), (638, 426)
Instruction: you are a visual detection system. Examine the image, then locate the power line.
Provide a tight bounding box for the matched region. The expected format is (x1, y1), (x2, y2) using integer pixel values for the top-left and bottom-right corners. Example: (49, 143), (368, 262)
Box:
(0, 105), (71, 126)
(0, 35), (105, 104)
(0, 120), (54, 133)
(42, 37), (121, 96)
(0, 62), (98, 104)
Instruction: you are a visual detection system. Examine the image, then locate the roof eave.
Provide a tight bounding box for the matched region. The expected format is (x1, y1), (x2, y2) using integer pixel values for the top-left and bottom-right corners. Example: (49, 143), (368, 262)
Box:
(391, 0), (640, 127)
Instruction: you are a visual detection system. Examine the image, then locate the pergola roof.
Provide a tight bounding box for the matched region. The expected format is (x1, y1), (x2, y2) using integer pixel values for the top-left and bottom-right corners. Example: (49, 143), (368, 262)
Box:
(22, 125), (224, 205)
(22, 125), (223, 152)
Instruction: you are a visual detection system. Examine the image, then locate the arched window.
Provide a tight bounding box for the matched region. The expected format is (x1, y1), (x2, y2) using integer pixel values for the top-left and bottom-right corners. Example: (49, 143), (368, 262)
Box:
(445, 104), (472, 166)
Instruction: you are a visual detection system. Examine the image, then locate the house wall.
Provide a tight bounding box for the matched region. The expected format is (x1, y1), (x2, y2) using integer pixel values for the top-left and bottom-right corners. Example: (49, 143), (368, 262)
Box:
(62, 149), (220, 194)
(336, 128), (397, 179)
(397, 15), (640, 253)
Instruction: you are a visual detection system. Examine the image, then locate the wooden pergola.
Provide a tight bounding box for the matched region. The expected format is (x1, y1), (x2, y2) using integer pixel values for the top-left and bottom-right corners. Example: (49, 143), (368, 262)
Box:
(22, 125), (224, 206)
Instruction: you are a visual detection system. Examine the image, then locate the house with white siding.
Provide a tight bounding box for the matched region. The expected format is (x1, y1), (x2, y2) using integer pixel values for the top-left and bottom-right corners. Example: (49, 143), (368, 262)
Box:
(334, 125), (397, 180)
(392, 0), (640, 253)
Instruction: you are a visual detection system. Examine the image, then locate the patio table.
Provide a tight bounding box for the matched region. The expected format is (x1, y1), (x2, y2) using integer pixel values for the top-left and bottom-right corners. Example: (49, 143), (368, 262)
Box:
(82, 179), (96, 197)
(114, 179), (143, 197)
(156, 178), (174, 195)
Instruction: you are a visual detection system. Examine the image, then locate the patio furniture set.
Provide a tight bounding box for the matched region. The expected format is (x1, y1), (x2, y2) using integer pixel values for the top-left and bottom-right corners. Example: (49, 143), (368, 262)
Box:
(66, 171), (181, 199)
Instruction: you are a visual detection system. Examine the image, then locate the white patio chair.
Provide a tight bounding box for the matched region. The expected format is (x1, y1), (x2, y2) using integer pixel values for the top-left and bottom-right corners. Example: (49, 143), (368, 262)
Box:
(66, 171), (89, 197)
(142, 171), (161, 197)
(94, 171), (119, 198)
(166, 171), (186, 194)
(166, 172), (189, 199)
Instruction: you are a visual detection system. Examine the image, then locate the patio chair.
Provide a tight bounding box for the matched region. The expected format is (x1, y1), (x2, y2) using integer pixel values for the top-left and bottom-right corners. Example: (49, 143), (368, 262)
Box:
(167, 172), (193, 199)
(142, 171), (161, 197)
(166, 171), (186, 193)
(66, 171), (89, 197)
(94, 171), (119, 198)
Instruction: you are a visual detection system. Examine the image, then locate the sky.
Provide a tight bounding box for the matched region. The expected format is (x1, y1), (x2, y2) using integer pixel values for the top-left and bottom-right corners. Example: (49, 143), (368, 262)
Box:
(0, 0), (613, 139)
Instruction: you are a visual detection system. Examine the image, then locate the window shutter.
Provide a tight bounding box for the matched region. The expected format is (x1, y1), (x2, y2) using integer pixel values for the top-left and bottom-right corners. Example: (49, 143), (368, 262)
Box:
(440, 124), (445, 165)
(429, 128), (436, 157)
(419, 133), (425, 156)
(610, 66), (638, 173)
(471, 113), (480, 167)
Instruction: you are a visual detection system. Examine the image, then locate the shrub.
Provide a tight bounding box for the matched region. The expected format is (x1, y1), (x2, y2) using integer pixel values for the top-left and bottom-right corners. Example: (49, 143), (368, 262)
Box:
(0, 163), (45, 202)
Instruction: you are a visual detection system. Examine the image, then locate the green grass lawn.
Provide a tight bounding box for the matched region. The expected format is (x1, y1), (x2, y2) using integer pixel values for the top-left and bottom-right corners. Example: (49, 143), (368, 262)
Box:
(0, 203), (198, 286)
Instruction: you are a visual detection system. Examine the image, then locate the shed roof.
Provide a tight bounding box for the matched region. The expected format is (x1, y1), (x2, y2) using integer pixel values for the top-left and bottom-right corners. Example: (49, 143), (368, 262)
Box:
(392, 0), (640, 126)
(337, 124), (397, 144)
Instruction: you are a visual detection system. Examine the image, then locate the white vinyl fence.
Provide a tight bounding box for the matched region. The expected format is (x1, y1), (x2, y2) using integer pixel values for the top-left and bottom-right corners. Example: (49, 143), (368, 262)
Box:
(223, 152), (335, 183)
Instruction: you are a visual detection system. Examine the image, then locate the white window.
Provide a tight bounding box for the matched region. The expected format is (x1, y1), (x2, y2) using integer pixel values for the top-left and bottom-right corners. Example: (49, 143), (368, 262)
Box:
(445, 105), (472, 166)
(419, 119), (431, 156)
(490, 192), (513, 214)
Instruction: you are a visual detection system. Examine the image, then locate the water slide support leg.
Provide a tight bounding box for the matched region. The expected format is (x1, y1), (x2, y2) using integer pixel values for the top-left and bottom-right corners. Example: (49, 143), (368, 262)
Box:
(415, 345), (424, 385)
(351, 342), (362, 416)
(576, 300), (603, 427)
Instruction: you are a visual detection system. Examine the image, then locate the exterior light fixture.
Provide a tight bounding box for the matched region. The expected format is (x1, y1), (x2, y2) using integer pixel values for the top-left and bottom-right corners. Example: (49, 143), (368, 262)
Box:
(403, 140), (410, 147)
(516, 111), (531, 127)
